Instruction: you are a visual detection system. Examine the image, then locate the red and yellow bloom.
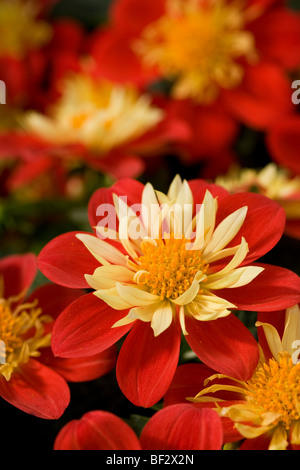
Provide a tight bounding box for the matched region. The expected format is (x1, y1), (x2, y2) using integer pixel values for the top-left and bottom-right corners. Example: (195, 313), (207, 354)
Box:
(90, 0), (300, 130)
(0, 253), (117, 419)
(37, 176), (300, 407)
(190, 304), (300, 450)
(216, 163), (300, 240)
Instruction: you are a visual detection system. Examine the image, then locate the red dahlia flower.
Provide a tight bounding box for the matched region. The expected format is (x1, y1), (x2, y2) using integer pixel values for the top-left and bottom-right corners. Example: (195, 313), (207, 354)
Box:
(89, 0), (300, 130)
(0, 0), (86, 111)
(189, 304), (300, 450)
(0, 253), (117, 419)
(37, 176), (300, 407)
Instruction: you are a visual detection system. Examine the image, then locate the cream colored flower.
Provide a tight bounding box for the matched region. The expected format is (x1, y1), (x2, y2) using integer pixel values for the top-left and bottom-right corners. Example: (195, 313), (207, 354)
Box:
(22, 74), (164, 153)
(76, 175), (264, 337)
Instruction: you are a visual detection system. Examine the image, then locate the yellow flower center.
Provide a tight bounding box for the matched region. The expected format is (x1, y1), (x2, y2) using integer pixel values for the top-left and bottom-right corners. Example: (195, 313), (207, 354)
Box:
(0, 298), (52, 381)
(247, 357), (300, 430)
(136, 234), (208, 300)
(0, 0), (52, 58)
(134, 0), (257, 102)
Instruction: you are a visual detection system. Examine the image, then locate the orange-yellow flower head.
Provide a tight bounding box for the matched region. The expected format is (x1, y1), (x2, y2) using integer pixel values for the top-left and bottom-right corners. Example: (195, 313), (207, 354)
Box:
(134, 0), (257, 102)
(193, 305), (300, 450)
(0, 0), (52, 58)
(38, 175), (300, 407)
(78, 175), (264, 337)
(0, 288), (52, 381)
(0, 253), (117, 419)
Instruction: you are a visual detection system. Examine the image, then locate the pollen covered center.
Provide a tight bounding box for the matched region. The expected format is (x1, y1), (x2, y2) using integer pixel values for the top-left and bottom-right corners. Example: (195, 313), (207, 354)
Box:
(0, 298), (52, 381)
(0, 0), (52, 58)
(134, 0), (257, 102)
(136, 234), (208, 300)
(247, 357), (300, 430)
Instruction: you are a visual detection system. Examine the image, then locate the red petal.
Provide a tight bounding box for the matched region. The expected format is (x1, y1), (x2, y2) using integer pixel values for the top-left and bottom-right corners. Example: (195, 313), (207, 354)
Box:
(266, 116), (300, 175)
(216, 191), (286, 265)
(164, 363), (242, 407)
(140, 404), (223, 450)
(51, 293), (132, 358)
(185, 314), (260, 381)
(111, 0), (166, 33)
(88, 177), (144, 229)
(54, 410), (141, 450)
(219, 264), (300, 312)
(7, 156), (55, 191)
(90, 29), (157, 86)
(53, 421), (80, 449)
(188, 178), (230, 206)
(37, 231), (99, 288)
(249, 8), (300, 70)
(239, 434), (271, 450)
(0, 253), (37, 300)
(221, 62), (294, 130)
(0, 359), (70, 419)
(166, 99), (238, 161)
(285, 220), (300, 240)
(49, 20), (85, 53)
(164, 363), (216, 407)
(86, 152), (144, 179)
(116, 321), (181, 407)
(38, 346), (117, 382)
(27, 283), (84, 321)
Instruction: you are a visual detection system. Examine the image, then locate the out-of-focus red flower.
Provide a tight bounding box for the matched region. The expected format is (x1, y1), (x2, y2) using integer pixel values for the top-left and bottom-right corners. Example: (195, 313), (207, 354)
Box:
(216, 163), (300, 240)
(37, 176), (300, 408)
(54, 410), (142, 450)
(266, 115), (300, 177)
(162, 97), (239, 178)
(0, 0), (87, 111)
(0, 132), (87, 198)
(89, 0), (300, 131)
(0, 253), (117, 419)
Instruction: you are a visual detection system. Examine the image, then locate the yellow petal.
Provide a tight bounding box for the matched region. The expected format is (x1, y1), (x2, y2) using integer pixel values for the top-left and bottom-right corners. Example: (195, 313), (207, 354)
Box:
(171, 277), (201, 305)
(205, 266), (263, 289)
(203, 206), (248, 256)
(235, 423), (271, 439)
(255, 321), (283, 362)
(214, 237), (249, 274)
(76, 233), (128, 266)
(116, 283), (160, 306)
(85, 265), (134, 290)
(93, 288), (132, 310)
(269, 426), (288, 450)
(151, 301), (174, 336)
(282, 304), (300, 356)
(291, 420), (300, 445)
